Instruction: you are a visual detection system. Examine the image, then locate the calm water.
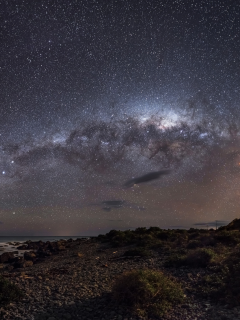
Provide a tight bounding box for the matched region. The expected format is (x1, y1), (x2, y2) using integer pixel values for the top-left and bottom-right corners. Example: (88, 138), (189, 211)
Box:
(0, 236), (91, 244)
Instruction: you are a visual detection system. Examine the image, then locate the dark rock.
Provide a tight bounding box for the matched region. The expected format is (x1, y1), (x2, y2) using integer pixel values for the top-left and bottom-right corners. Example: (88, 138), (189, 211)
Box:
(4, 265), (14, 272)
(13, 257), (33, 268)
(0, 252), (15, 263)
(57, 246), (65, 251)
(24, 251), (36, 261)
(13, 257), (26, 268)
(24, 260), (33, 267)
(17, 245), (28, 250)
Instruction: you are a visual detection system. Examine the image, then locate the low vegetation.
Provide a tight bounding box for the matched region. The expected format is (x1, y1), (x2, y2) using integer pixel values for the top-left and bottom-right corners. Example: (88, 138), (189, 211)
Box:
(123, 247), (152, 257)
(111, 269), (184, 318)
(0, 276), (24, 306)
(165, 248), (216, 268)
(97, 218), (240, 310)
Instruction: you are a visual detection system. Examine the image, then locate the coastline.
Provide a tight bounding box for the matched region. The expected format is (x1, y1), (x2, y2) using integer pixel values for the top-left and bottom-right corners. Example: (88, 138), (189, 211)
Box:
(0, 237), (238, 320)
(0, 237), (92, 257)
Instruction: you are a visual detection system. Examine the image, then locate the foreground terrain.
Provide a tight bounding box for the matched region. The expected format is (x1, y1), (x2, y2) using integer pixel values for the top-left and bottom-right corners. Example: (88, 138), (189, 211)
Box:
(1, 220), (240, 319)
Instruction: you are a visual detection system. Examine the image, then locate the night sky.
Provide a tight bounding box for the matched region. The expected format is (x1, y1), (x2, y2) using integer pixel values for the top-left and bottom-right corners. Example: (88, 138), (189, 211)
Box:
(0, 0), (240, 235)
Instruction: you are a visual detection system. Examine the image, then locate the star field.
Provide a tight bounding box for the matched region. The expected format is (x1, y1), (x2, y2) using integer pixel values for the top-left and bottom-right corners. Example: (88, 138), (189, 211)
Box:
(0, 0), (240, 235)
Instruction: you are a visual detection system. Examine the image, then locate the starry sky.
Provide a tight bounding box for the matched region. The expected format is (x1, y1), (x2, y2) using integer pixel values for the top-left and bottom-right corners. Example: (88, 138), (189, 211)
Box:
(0, 0), (240, 235)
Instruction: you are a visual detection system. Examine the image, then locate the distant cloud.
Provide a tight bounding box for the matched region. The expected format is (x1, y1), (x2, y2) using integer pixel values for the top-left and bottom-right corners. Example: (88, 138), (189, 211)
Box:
(193, 220), (229, 227)
(124, 170), (171, 187)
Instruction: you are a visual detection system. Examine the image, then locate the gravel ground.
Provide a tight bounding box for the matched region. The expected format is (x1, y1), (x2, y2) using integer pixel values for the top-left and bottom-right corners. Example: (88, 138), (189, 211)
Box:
(0, 239), (239, 320)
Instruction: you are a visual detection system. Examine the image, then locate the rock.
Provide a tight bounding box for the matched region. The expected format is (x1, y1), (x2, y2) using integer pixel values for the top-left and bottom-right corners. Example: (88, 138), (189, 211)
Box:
(13, 257), (33, 268)
(24, 260), (33, 267)
(4, 265), (14, 272)
(17, 245), (28, 250)
(0, 252), (15, 263)
(57, 245), (65, 251)
(24, 251), (36, 261)
(13, 257), (25, 268)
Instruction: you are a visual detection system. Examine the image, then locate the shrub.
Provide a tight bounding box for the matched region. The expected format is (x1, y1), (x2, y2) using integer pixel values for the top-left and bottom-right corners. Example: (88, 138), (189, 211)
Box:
(111, 269), (184, 318)
(157, 231), (172, 241)
(148, 226), (162, 233)
(199, 235), (216, 247)
(135, 227), (148, 235)
(214, 231), (240, 245)
(0, 276), (24, 306)
(188, 228), (199, 233)
(96, 234), (107, 241)
(135, 234), (157, 248)
(164, 254), (186, 267)
(187, 240), (202, 249)
(185, 248), (215, 268)
(188, 232), (200, 240)
(165, 248), (215, 268)
(106, 229), (123, 239)
(149, 240), (164, 250)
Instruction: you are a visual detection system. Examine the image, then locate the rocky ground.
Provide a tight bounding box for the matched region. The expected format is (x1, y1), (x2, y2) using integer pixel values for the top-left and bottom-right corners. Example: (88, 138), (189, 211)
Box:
(0, 238), (239, 320)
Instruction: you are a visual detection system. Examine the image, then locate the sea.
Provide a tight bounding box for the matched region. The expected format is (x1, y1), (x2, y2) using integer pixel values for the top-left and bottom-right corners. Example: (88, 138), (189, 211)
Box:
(0, 236), (91, 244)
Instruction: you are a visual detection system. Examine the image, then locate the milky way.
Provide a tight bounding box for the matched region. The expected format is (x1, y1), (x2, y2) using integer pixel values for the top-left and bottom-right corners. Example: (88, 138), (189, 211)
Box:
(0, 1), (240, 235)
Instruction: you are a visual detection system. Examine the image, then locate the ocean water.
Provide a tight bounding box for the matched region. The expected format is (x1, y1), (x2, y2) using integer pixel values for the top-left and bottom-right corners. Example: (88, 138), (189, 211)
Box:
(0, 236), (90, 244)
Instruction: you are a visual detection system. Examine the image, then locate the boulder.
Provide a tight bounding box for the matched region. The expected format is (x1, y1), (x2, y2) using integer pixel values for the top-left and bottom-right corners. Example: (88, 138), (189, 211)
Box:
(0, 252), (15, 263)
(13, 257), (25, 268)
(5, 265), (14, 272)
(24, 260), (33, 267)
(57, 246), (65, 251)
(24, 251), (36, 261)
(17, 245), (28, 250)
(27, 242), (40, 250)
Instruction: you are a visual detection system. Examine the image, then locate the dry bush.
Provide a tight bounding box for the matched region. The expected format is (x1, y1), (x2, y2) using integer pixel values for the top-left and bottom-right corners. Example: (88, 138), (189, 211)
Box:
(0, 276), (24, 306)
(111, 269), (184, 318)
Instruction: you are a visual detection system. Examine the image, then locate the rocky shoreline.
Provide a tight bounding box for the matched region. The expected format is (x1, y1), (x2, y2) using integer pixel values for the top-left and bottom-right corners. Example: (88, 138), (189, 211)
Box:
(0, 238), (239, 320)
